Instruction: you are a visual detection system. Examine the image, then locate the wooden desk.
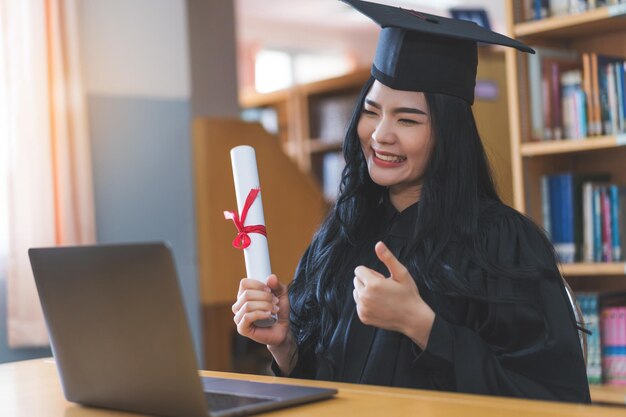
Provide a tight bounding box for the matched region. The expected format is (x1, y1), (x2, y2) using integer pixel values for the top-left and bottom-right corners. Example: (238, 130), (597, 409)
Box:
(1, 358), (623, 417)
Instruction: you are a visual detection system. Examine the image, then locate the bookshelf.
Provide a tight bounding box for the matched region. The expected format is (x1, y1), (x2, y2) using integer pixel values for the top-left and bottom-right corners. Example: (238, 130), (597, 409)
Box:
(521, 134), (626, 155)
(240, 69), (370, 199)
(514, 5), (626, 39)
(561, 262), (626, 276)
(505, 0), (626, 404)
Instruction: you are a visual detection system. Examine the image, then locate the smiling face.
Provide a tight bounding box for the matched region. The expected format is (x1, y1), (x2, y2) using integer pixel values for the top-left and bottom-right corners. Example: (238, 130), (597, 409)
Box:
(357, 80), (434, 205)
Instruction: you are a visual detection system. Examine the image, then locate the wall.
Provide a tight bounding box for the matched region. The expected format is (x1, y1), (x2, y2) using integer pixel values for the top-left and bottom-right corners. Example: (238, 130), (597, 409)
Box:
(234, 0), (508, 91)
(186, 0), (240, 118)
(473, 49), (514, 208)
(78, 0), (202, 364)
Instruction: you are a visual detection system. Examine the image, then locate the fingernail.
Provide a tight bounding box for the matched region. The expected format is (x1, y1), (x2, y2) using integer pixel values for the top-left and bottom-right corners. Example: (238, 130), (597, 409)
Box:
(264, 287), (272, 293)
(273, 296), (279, 304)
(272, 305), (280, 313)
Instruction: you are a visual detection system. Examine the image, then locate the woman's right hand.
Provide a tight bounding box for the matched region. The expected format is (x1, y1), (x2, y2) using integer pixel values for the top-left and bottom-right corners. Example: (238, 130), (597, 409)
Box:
(232, 274), (291, 348)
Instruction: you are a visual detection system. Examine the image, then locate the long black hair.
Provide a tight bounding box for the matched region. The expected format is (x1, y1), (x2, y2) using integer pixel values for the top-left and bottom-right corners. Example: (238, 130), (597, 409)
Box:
(289, 76), (561, 360)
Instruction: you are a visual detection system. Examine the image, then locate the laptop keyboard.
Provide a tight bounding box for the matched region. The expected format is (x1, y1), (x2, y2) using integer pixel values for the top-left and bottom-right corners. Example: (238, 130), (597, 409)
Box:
(204, 391), (275, 412)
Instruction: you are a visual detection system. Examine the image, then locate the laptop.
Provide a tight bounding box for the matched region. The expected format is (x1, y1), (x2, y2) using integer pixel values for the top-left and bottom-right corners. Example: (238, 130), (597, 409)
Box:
(29, 242), (336, 417)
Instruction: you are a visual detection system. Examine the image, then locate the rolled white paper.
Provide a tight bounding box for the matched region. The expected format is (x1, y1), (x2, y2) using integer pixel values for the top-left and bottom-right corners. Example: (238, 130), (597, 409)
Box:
(230, 145), (273, 283)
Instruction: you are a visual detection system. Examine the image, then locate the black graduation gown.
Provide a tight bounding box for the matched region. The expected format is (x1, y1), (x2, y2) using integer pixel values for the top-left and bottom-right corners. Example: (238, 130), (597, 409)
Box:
(276, 198), (591, 403)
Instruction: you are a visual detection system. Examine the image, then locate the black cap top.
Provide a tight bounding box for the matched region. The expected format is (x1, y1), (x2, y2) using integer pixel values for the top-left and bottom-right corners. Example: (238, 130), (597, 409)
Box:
(341, 0), (534, 104)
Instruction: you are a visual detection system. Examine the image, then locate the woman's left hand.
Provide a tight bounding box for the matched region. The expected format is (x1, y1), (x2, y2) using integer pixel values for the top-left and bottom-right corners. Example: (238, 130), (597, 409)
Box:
(353, 241), (436, 349)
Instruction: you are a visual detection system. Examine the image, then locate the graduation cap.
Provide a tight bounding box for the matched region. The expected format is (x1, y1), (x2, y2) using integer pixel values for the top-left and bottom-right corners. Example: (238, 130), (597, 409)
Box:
(341, 0), (534, 104)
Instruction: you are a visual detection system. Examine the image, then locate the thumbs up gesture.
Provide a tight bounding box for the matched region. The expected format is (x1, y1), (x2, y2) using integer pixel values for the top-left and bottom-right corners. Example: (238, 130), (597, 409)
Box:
(353, 241), (435, 349)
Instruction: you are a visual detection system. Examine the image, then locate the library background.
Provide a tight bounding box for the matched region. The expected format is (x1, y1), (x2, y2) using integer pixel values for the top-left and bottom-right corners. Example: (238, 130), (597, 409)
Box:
(202, 0), (626, 407)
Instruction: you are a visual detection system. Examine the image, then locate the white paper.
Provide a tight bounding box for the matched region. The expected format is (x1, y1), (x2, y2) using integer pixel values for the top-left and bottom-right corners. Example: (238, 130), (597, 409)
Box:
(230, 145), (272, 283)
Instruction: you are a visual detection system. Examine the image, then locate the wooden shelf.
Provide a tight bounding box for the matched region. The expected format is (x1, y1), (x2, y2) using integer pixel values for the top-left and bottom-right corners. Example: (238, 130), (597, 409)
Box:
(238, 68), (370, 176)
(520, 135), (626, 156)
(299, 68), (370, 96)
(239, 86), (290, 108)
(308, 140), (342, 154)
(590, 384), (626, 405)
(561, 263), (626, 277)
(514, 5), (626, 40)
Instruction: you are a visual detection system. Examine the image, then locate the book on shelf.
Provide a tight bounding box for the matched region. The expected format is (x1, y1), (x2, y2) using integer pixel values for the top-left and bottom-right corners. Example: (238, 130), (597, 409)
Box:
(578, 292), (602, 384)
(576, 174), (611, 261)
(588, 183), (624, 262)
(587, 182), (626, 263)
(582, 53), (594, 135)
(601, 186), (614, 262)
(548, 0), (571, 16)
(619, 185), (626, 261)
(561, 69), (587, 139)
(309, 93), (359, 144)
(240, 107), (279, 135)
(593, 182), (625, 262)
(547, 173), (576, 262)
(520, 0), (626, 22)
(527, 47), (580, 141)
(596, 55), (626, 135)
(577, 291), (626, 386)
(602, 306), (626, 385)
(321, 151), (345, 202)
(581, 179), (613, 262)
(617, 62), (626, 133)
(590, 52), (602, 136)
(610, 185), (622, 260)
(584, 53), (626, 137)
(526, 47), (626, 142)
(533, 0), (550, 19)
(541, 172), (624, 263)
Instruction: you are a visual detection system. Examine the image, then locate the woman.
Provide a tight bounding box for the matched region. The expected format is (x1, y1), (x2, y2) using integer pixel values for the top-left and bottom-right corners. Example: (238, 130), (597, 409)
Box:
(232, 0), (591, 403)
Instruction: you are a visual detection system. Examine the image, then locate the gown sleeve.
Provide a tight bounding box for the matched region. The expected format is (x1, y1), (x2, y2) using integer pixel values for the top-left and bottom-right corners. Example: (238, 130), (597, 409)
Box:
(412, 208), (591, 403)
(270, 245), (318, 379)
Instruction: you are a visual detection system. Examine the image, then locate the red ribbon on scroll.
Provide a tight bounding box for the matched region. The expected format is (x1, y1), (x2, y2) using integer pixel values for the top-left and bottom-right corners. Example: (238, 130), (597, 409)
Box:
(224, 188), (267, 250)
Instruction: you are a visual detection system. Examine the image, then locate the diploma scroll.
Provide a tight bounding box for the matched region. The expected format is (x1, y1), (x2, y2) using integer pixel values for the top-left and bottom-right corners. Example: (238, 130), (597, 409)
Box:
(229, 145), (277, 327)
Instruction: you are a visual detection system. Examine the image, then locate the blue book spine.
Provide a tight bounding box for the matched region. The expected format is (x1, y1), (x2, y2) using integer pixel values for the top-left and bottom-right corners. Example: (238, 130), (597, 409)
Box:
(577, 89), (588, 138)
(616, 61), (625, 132)
(561, 174), (576, 263)
(610, 184), (621, 261)
(535, 0), (550, 20)
(549, 175), (563, 249)
(621, 62), (626, 129)
(549, 174), (576, 263)
(599, 61), (610, 134)
(593, 186), (603, 262)
(534, 0), (540, 19)
(534, 0), (544, 19)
